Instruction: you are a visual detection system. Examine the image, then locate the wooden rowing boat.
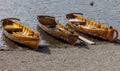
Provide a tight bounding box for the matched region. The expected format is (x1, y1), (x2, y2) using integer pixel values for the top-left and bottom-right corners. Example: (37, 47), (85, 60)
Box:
(37, 15), (79, 45)
(1, 18), (40, 49)
(65, 13), (119, 41)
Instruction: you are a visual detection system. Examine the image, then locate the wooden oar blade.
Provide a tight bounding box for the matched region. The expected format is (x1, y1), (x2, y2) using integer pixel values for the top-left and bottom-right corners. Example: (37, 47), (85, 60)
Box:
(78, 36), (95, 45)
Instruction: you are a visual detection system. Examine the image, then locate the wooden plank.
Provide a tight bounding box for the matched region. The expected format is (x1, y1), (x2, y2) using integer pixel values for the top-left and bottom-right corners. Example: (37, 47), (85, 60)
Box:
(78, 36), (95, 45)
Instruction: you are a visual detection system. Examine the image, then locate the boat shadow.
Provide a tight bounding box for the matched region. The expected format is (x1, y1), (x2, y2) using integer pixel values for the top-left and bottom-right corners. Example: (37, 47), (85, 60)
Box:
(74, 38), (90, 49)
(2, 33), (51, 54)
(36, 26), (71, 47)
(37, 25), (90, 49)
(35, 46), (51, 54)
(2, 33), (27, 51)
(113, 39), (120, 45)
(79, 33), (108, 44)
(66, 25), (110, 45)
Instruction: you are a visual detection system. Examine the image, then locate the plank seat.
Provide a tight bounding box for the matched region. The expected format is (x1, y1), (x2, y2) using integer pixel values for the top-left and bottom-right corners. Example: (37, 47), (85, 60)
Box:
(69, 19), (86, 25)
(4, 25), (22, 31)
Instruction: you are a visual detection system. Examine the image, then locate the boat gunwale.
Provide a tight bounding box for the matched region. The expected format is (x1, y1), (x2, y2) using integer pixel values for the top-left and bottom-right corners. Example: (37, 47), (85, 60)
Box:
(37, 15), (79, 45)
(1, 18), (40, 48)
(65, 13), (119, 41)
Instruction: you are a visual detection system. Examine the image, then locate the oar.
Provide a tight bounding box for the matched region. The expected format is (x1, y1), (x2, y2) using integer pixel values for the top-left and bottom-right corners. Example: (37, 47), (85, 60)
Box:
(78, 35), (95, 45)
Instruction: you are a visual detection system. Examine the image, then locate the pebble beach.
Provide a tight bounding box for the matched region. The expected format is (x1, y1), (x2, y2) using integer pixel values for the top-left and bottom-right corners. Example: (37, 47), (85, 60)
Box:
(0, 0), (120, 71)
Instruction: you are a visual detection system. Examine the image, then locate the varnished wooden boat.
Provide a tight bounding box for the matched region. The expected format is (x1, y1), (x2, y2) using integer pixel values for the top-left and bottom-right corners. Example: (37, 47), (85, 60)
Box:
(1, 18), (40, 49)
(66, 13), (119, 41)
(37, 15), (79, 45)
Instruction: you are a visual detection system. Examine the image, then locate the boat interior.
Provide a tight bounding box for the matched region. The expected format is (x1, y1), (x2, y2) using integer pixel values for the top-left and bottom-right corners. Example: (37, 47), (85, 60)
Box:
(38, 16), (57, 28)
(38, 16), (77, 35)
(66, 14), (110, 31)
(3, 20), (38, 38)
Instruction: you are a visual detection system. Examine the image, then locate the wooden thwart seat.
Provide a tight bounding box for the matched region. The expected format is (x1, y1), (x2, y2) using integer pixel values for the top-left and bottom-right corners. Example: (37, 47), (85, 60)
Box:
(12, 32), (33, 37)
(4, 25), (22, 31)
(69, 19), (86, 25)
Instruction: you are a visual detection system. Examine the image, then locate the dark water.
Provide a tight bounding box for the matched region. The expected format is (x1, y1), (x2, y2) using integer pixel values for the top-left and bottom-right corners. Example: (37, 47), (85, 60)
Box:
(0, 0), (120, 50)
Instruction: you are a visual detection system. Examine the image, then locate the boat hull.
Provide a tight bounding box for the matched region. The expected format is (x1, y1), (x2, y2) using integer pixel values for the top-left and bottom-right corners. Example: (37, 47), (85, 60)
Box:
(37, 16), (78, 45)
(66, 13), (119, 41)
(1, 18), (40, 49)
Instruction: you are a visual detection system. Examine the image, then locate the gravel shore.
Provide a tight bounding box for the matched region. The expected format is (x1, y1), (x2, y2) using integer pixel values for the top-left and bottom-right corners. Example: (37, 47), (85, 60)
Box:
(0, 0), (120, 71)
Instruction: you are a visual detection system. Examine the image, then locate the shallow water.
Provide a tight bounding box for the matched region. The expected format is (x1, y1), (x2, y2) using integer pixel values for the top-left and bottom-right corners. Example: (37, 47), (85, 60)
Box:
(0, 0), (120, 50)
